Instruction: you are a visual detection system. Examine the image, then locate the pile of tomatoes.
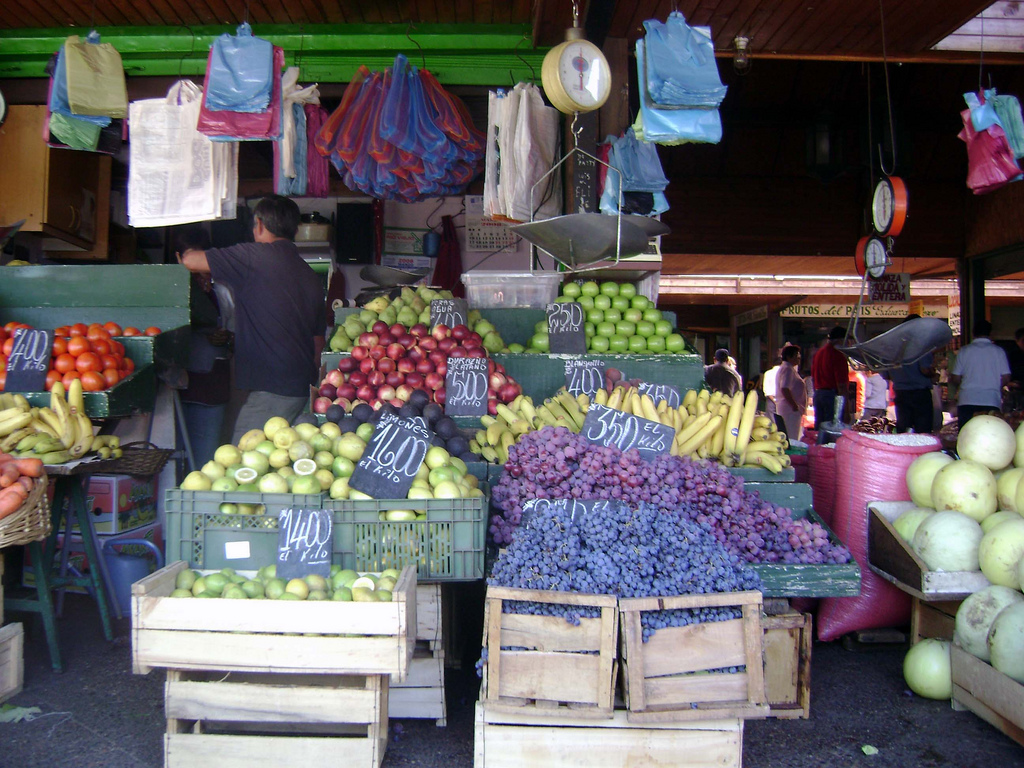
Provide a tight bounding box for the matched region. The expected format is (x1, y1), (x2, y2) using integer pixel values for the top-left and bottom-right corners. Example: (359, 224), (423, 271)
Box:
(0, 321), (160, 392)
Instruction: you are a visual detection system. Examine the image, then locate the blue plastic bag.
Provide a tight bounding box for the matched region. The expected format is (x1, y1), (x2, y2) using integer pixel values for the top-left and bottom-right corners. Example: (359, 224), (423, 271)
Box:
(205, 23), (273, 113)
(635, 40), (721, 145)
(49, 46), (111, 127)
(643, 12), (727, 109)
(599, 129), (670, 216)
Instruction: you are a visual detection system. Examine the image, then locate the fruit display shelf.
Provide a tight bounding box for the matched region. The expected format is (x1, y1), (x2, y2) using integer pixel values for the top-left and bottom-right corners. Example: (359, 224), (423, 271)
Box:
(744, 482), (861, 598)
(164, 489), (488, 582)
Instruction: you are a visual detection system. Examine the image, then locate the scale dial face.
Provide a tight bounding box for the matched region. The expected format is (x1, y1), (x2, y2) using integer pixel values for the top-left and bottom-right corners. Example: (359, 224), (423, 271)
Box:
(542, 37), (611, 114)
(856, 236), (889, 279)
(871, 176), (907, 237)
(0, 88), (6, 128)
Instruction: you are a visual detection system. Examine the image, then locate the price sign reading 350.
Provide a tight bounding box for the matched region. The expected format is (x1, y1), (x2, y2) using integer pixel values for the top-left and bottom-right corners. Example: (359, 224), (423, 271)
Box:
(276, 508), (333, 580)
(547, 302), (586, 354)
(580, 403), (675, 460)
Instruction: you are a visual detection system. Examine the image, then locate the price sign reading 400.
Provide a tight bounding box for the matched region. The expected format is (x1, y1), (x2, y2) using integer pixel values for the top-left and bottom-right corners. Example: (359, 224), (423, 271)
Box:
(445, 356), (488, 416)
(348, 413), (431, 499)
(565, 359), (606, 398)
(4, 328), (54, 393)
(546, 302), (586, 354)
(429, 298), (468, 330)
(276, 508), (333, 580)
(580, 403), (675, 460)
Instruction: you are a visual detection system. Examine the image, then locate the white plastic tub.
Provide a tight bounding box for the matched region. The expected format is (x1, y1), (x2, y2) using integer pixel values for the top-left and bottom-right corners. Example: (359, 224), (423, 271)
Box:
(462, 271), (562, 309)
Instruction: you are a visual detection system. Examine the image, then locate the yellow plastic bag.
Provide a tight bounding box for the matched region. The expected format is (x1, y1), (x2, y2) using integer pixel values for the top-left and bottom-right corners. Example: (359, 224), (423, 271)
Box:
(64, 32), (128, 118)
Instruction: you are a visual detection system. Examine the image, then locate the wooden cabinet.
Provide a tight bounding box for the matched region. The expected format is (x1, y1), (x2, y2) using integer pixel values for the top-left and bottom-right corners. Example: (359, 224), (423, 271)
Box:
(0, 104), (110, 258)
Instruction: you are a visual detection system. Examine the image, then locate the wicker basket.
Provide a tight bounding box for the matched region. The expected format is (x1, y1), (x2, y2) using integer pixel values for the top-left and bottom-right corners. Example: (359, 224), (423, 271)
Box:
(0, 474), (52, 549)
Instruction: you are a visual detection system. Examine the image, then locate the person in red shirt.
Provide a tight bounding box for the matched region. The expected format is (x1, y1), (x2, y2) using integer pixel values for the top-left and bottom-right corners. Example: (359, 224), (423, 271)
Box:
(811, 326), (850, 430)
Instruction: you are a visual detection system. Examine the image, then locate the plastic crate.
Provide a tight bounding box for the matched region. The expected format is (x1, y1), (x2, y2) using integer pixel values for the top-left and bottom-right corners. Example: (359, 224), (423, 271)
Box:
(164, 490), (487, 582)
(462, 271), (562, 309)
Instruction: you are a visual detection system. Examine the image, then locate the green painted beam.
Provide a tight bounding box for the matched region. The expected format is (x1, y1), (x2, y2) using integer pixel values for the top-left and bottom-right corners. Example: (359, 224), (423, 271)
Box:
(0, 24), (548, 86)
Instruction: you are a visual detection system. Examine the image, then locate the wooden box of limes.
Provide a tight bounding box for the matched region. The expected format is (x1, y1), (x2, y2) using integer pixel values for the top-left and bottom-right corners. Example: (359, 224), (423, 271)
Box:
(131, 561), (416, 681)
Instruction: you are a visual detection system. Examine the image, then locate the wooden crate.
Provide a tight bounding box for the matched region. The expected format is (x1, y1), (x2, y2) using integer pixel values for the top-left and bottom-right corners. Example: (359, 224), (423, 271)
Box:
(474, 701), (742, 768)
(481, 586), (618, 718)
(910, 597), (962, 645)
(415, 583), (442, 651)
(131, 561), (416, 679)
(762, 611), (811, 719)
(389, 642), (446, 726)
(868, 501), (990, 600)
(0, 622), (24, 705)
(951, 643), (1024, 747)
(164, 670), (388, 768)
(620, 590), (768, 723)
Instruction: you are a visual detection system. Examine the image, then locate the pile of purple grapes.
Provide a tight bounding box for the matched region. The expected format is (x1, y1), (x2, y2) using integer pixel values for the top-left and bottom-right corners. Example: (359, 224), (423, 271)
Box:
(490, 427), (851, 566)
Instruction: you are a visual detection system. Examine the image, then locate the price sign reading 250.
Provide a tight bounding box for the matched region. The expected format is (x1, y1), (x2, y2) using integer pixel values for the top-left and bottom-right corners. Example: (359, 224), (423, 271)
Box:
(547, 302), (587, 354)
(276, 508), (333, 579)
(580, 404), (675, 460)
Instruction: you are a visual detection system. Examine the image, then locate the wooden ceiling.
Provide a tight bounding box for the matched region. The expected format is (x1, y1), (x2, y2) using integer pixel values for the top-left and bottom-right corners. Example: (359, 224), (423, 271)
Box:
(1, 0), (1008, 61)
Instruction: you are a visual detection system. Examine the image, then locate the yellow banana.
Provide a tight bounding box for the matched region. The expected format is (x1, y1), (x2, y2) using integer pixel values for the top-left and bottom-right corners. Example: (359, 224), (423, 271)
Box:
(745, 453), (783, 474)
(510, 419), (532, 437)
(555, 394), (585, 430)
(674, 411), (712, 448)
(594, 388), (608, 406)
(722, 390), (745, 457)
(486, 422), (510, 446)
(0, 426), (36, 453)
(709, 390), (723, 409)
(576, 393), (590, 412)
(656, 399), (668, 416)
(639, 394), (660, 423)
(519, 397), (538, 426)
(495, 403), (518, 427)
(679, 414), (723, 456)
(750, 427), (770, 442)
(480, 415), (497, 428)
(607, 386), (626, 410)
(500, 430), (515, 455)
(682, 389), (698, 409)
(11, 394), (30, 411)
(754, 415), (773, 430)
(0, 411), (32, 438)
(733, 391), (759, 459)
(744, 440), (784, 455)
(710, 405), (729, 457)
(535, 405), (559, 427)
(480, 446), (499, 463)
(67, 377), (85, 415)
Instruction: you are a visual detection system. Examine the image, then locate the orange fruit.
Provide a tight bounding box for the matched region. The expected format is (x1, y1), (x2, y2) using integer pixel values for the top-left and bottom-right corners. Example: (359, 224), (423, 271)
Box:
(61, 370), (82, 388)
(90, 339), (111, 356)
(144, 327), (162, 337)
(101, 368), (120, 388)
(0, 370), (5, 391)
(103, 322), (123, 336)
(80, 371), (105, 391)
(45, 369), (62, 390)
(53, 353), (77, 374)
(123, 357), (136, 374)
(122, 327), (141, 337)
(52, 337), (68, 356)
(67, 336), (91, 357)
(69, 323), (88, 337)
(54, 325), (70, 337)
(75, 352), (101, 373)
(1, 338), (12, 356)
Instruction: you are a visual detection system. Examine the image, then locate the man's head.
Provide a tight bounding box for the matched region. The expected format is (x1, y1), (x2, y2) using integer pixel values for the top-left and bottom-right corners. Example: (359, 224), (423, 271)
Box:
(1015, 327), (1024, 351)
(974, 319), (993, 338)
(253, 195), (300, 242)
(714, 348), (730, 364)
(828, 326), (845, 342)
(782, 344), (801, 364)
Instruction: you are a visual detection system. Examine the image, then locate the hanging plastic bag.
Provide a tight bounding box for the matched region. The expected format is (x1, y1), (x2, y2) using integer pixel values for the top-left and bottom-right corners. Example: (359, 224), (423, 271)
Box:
(958, 101), (1021, 195)
(634, 39), (721, 145)
(197, 46), (284, 140)
(48, 46), (110, 127)
(315, 66), (368, 158)
(204, 22), (273, 113)
(642, 12), (727, 109)
(599, 128), (669, 216)
(989, 89), (1024, 160)
(508, 83), (560, 223)
(304, 104), (331, 197)
(63, 31), (128, 118)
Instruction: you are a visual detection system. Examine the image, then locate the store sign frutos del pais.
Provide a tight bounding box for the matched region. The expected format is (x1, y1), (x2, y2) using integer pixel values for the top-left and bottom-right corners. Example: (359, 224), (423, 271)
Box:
(780, 304), (947, 319)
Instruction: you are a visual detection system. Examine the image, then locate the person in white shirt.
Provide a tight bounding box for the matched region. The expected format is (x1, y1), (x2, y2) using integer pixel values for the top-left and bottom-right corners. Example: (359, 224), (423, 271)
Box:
(861, 369), (889, 419)
(950, 319), (1010, 426)
(761, 353), (782, 430)
(775, 344), (807, 441)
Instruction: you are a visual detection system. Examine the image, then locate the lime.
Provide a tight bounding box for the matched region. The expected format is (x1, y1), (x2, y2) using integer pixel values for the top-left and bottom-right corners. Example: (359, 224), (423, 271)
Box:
(234, 466), (259, 484)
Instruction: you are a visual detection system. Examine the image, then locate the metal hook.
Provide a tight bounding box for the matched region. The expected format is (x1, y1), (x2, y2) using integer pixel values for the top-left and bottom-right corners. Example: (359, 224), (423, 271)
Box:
(570, 111), (582, 148)
(406, 23), (426, 70)
(877, 0), (897, 175)
(514, 35), (537, 83)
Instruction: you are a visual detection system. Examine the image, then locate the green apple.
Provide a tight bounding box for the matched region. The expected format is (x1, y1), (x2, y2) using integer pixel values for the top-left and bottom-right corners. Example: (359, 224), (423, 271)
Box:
(561, 282), (582, 298)
(529, 333), (550, 352)
(577, 295), (595, 311)
(603, 308), (622, 324)
(654, 320), (673, 337)
(630, 295), (650, 310)
(608, 335), (629, 353)
(534, 320), (549, 334)
(590, 336), (610, 353)
(580, 281), (600, 297)
(332, 455), (355, 478)
(263, 416), (290, 440)
(584, 322), (595, 337)
(645, 335), (666, 353)
(594, 295), (612, 311)
(635, 321), (656, 338)
(554, 295), (573, 303)
(214, 444), (242, 467)
(615, 321), (636, 338)
(586, 309), (604, 325)
(425, 446), (451, 469)
(599, 281), (619, 297)
(356, 422), (375, 443)
(181, 471), (212, 491)
(258, 472), (290, 494)
(619, 283), (637, 298)
(508, 343), (525, 353)
(596, 321), (616, 338)
(623, 308), (643, 324)
(642, 308), (663, 323)
(665, 333), (686, 353)
(627, 336), (647, 353)
(610, 295), (630, 312)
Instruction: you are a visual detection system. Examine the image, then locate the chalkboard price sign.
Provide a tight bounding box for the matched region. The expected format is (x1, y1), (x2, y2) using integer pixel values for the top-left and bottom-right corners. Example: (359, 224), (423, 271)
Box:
(445, 356), (489, 416)
(546, 302), (586, 354)
(565, 359), (606, 398)
(430, 299), (468, 330)
(638, 381), (681, 409)
(4, 328), (54, 393)
(276, 508), (333, 581)
(520, 497), (629, 528)
(349, 412), (431, 500)
(580, 403), (675, 460)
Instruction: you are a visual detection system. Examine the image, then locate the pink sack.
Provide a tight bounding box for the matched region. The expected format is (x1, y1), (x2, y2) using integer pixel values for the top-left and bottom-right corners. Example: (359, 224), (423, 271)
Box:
(807, 444), (837, 528)
(959, 106), (1021, 194)
(197, 46), (284, 140)
(817, 431), (941, 642)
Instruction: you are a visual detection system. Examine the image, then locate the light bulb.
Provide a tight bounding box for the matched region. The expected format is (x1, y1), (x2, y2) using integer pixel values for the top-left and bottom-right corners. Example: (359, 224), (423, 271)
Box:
(733, 37), (751, 75)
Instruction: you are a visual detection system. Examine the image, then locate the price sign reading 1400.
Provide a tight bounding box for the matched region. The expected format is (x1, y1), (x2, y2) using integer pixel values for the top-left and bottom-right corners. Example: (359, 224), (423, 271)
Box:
(546, 302), (586, 354)
(4, 328), (54, 393)
(580, 403), (675, 461)
(276, 508), (333, 581)
(445, 356), (488, 416)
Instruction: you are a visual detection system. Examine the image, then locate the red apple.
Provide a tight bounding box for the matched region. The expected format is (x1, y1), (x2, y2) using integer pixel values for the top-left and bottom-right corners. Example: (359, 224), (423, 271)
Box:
(425, 372), (443, 391)
(368, 370), (385, 388)
(468, 332), (483, 345)
(435, 387), (446, 406)
(449, 347), (467, 358)
(357, 384), (375, 402)
(436, 361), (447, 377)
(410, 323), (429, 338)
(378, 332), (395, 347)
(357, 332), (379, 348)
(467, 347), (486, 359)
(369, 345), (387, 361)
(386, 342), (405, 360)
(351, 346), (369, 361)
(428, 350), (446, 367)
(319, 382), (338, 399)
(397, 358), (416, 374)
(389, 323), (407, 338)
(419, 337), (438, 352)
(437, 337), (457, 353)
(349, 371), (368, 388)
(313, 396), (332, 414)
(371, 321), (390, 336)
(338, 383), (357, 400)
(406, 373), (424, 389)
(324, 369), (344, 388)
(377, 385), (397, 402)
(396, 384), (414, 401)
(334, 397), (352, 411)
(389, 398), (405, 409)
(337, 357), (357, 373)
(385, 371), (404, 388)
(359, 357), (376, 375)
(397, 334), (416, 349)
(488, 398), (499, 416)
(499, 383), (521, 402)
(377, 357), (396, 375)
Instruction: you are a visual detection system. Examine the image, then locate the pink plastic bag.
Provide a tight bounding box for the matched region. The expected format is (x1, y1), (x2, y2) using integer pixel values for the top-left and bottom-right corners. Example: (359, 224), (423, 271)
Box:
(817, 432), (941, 642)
(807, 444), (837, 528)
(958, 105), (1021, 194)
(197, 46), (284, 140)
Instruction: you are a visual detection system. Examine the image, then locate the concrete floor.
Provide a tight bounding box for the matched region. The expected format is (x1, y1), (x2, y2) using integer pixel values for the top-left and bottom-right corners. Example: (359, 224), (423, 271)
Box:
(1, 591), (1022, 768)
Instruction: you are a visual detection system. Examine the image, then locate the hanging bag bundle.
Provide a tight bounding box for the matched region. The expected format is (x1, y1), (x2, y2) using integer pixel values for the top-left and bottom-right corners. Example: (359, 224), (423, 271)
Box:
(204, 22), (273, 113)
(63, 31), (128, 118)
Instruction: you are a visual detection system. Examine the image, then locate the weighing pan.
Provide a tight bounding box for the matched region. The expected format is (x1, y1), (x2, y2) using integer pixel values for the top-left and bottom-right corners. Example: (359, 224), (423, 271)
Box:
(510, 213), (670, 269)
(838, 317), (953, 372)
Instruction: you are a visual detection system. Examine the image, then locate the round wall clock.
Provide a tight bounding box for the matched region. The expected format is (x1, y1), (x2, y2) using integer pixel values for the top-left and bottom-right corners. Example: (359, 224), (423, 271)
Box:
(855, 235), (889, 279)
(542, 29), (612, 114)
(871, 175), (908, 237)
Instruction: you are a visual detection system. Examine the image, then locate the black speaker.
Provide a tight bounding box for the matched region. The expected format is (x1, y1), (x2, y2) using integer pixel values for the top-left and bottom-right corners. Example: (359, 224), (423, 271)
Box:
(335, 202), (375, 264)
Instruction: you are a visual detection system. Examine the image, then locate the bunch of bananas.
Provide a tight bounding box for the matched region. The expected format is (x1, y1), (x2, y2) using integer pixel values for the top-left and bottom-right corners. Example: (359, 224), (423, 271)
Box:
(0, 382), (121, 463)
(470, 392), (587, 463)
(581, 386), (792, 473)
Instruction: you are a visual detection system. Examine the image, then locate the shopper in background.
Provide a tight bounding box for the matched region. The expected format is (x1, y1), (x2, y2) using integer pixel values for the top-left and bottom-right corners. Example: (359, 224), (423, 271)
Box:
(1004, 327), (1024, 411)
(705, 348), (742, 397)
(861, 368), (889, 420)
(810, 327), (850, 429)
(761, 351), (783, 431)
(886, 314), (936, 433)
(181, 195), (326, 441)
(950, 319), (1011, 426)
(775, 344), (807, 441)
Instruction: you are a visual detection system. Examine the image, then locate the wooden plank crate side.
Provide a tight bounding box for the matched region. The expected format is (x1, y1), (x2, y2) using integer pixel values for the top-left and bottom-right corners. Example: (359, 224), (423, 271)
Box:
(910, 598), (962, 645)
(415, 584), (442, 646)
(483, 587), (618, 716)
(389, 645), (447, 724)
(761, 612), (812, 719)
(474, 703), (743, 768)
(619, 591), (768, 723)
(0, 623), (25, 705)
(132, 563), (414, 677)
(950, 644), (1024, 747)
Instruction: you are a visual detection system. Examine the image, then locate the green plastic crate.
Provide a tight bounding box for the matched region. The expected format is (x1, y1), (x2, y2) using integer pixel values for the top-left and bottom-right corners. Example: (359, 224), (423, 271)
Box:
(744, 482), (861, 598)
(728, 466), (796, 483)
(165, 489), (487, 582)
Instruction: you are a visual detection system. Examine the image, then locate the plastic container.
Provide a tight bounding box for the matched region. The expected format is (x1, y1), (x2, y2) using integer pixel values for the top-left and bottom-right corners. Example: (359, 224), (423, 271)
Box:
(164, 489), (487, 581)
(461, 271), (562, 309)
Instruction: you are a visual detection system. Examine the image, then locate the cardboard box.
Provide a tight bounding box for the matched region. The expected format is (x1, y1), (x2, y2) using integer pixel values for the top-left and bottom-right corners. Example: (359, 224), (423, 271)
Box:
(86, 474), (158, 534)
